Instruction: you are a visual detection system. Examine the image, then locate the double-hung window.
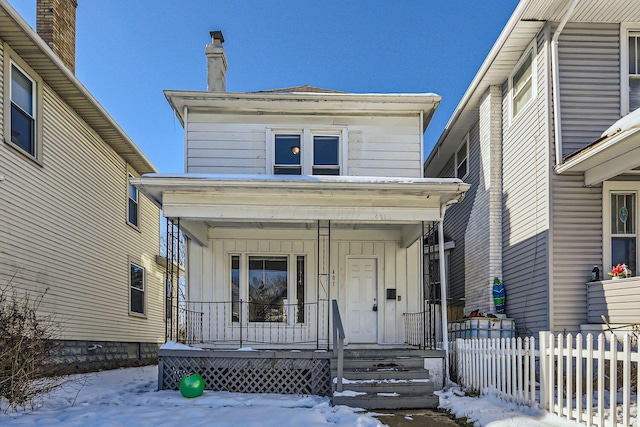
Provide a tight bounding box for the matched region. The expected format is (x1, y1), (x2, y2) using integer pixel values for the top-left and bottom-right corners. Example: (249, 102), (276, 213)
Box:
(128, 174), (140, 228)
(509, 46), (535, 121)
(625, 28), (640, 114)
(271, 129), (344, 175)
(130, 261), (146, 315)
(454, 136), (468, 179)
(604, 182), (639, 278)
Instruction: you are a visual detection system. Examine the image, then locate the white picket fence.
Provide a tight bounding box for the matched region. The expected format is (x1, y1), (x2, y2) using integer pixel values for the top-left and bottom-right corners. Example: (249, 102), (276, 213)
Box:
(455, 332), (639, 427)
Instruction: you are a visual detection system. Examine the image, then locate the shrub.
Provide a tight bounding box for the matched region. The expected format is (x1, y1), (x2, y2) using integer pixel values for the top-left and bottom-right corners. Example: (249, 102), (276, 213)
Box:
(0, 277), (64, 412)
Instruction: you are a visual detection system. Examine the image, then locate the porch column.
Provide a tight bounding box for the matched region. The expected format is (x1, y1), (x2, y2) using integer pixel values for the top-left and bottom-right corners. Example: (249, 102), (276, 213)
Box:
(437, 214), (450, 385)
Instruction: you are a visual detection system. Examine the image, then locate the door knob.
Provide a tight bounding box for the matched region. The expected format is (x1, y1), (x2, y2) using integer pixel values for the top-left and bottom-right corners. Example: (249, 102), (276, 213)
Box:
(372, 303), (378, 312)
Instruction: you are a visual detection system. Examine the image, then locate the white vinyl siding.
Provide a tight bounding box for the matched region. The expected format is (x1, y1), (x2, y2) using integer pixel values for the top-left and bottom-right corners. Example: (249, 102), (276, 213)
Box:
(185, 113), (423, 177)
(501, 30), (549, 335)
(559, 23), (621, 157)
(0, 62), (164, 343)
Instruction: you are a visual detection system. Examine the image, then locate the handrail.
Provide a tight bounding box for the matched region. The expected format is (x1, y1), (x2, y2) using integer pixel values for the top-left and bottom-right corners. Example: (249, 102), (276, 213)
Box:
(331, 300), (345, 392)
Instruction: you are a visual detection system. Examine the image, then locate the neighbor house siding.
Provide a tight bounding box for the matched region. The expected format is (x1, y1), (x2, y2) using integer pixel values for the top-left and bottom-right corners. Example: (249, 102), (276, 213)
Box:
(0, 49), (164, 343)
(501, 30), (550, 335)
(186, 113), (422, 177)
(558, 23), (621, 157)
(547, 23), (615, 333)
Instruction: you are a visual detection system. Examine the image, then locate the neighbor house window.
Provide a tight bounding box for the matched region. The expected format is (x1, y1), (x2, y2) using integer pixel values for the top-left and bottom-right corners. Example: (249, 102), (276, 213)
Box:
(455, 136), (468, 179)
(604, 182), (639, 277)
(510, 46), (535, 120)
(127, 174), (139, 228)
(274, 135), (302, 175)
(271, 129), (344, 175)
(626, 30), (640, 113)
(130, 262), (145, 315)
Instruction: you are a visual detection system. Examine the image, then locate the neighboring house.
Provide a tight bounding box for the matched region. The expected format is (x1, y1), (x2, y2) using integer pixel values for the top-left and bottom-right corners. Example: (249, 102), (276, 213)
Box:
(0, 0), (165, 369)
(133, 31), (468, 352)
(424, 0), (640, 336)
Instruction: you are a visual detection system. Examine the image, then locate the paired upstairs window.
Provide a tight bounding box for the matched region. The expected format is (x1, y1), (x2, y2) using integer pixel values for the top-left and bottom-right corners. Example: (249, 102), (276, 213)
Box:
(271, 130), (342, 175)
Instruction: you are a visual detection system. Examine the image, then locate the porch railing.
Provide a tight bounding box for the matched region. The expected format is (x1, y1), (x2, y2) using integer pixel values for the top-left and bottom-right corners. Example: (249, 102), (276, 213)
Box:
(180, 300), (328, 347)
(403, 300), (440, 349)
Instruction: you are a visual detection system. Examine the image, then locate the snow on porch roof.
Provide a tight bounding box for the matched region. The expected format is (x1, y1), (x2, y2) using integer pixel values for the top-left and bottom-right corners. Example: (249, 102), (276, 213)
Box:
(556, 109), (640, 186)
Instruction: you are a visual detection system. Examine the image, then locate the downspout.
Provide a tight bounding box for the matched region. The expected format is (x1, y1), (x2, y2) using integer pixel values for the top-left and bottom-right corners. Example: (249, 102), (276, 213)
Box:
(439, 199), (459, 386)
(552, 0), (581, 166)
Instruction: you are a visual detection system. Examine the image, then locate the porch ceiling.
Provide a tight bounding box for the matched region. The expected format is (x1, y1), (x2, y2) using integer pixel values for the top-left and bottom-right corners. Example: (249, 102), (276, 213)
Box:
(556, 128), (640, 186)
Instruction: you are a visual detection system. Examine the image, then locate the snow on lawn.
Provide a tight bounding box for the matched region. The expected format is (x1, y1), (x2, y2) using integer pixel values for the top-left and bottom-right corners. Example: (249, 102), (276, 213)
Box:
(438, 388), (581, 427)
(0, 366), (383, 427)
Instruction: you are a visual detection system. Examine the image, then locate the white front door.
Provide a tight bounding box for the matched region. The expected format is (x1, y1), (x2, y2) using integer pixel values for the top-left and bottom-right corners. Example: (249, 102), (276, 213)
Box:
(346, 257), (378, 343)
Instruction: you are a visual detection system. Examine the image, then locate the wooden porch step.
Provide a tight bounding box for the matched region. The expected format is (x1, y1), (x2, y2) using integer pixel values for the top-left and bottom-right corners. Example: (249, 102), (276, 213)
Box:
(341, 348), (444, 359)
(336, 378), (435, 395)
(332, 367), (431, 381)
(331, 356), (425, 370)
(332, 392), (439, 410)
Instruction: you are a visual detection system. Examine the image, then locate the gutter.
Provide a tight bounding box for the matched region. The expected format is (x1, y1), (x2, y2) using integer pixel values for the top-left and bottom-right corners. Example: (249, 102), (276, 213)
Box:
(552, 0), (581, 166)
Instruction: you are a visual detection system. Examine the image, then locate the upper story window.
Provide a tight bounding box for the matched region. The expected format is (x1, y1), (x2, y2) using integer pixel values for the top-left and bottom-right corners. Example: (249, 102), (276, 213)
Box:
(627, 30), (640, 113)
(270, 129), (344, 175)
(455, 136), (469, 179)
(127, 173), (140, 228)
(274, 134), (302, 175)
(3, 48), (43, 163)
(509, 46), (535, 121)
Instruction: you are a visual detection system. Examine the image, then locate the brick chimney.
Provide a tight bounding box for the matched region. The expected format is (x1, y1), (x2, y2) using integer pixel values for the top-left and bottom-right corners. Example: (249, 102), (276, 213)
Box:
(37, 0), (78, 73)
(206, 31), (227, 91)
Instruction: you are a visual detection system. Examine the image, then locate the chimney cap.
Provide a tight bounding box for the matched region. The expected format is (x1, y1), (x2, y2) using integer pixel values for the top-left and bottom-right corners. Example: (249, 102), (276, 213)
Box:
(210, 30), (224, 44)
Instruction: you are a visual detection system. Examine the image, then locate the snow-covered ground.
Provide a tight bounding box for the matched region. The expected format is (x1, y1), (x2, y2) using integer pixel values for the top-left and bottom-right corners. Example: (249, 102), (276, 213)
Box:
(2, 365), (634, 426)
(0, 366), (382, 426)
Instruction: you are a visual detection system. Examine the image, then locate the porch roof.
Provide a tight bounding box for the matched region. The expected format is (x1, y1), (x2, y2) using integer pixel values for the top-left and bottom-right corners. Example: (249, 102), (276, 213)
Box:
(132, 174), (469, 246)
(556, 112), (640, 186)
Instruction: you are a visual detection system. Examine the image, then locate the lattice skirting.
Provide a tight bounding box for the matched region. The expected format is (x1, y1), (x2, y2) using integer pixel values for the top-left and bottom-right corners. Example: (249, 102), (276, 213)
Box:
(159, 354), (332, 396)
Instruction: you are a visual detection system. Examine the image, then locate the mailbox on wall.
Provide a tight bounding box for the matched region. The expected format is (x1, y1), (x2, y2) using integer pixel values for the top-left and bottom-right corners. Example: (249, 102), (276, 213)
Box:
(386, 288), (396, 300)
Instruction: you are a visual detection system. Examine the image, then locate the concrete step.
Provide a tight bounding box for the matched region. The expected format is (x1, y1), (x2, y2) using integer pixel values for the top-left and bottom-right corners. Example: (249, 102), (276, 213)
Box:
(335, 378), (435, 395)
(332, 392), (439, 410)
(331, 356), (425, 371)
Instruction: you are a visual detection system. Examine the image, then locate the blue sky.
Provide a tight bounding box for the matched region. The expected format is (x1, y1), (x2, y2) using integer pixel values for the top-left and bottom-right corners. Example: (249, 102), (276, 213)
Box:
(8, 0), (518, 173)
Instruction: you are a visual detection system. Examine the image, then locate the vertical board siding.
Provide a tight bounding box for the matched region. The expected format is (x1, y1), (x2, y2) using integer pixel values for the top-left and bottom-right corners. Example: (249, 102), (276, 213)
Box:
(558, 23), (621, 157)
(501, 30), (550, 335)
(0, 54), (164, 343)
(186, 113), (422, 177)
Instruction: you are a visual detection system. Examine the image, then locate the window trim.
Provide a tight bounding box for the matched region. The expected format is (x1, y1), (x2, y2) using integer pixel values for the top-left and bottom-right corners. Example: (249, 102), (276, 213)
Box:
(127, 170), (141, 230)
(229, 252), (307, 325)
(3, 44), (44, 164)
(621, 24), (640, 116)
(454, 134), (469, 179)
(508, 43), (536, 124)
(129, 258), (146, 317)
(267, 127), (347, 175)
(603, 181), (639, 278)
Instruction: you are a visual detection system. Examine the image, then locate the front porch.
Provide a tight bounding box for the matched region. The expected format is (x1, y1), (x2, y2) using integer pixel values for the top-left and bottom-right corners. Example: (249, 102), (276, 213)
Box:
(582, 276), (640, 338)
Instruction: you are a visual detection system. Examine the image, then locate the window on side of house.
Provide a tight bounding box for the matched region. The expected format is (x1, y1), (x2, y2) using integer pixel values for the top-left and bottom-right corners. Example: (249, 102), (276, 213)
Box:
(604, 182), (639, 278)
(455, 136), (468, 179)
(10, 64), (36, 156)
(628, 31), (640, 113)
(231, 255), (240, 322)
(274, 134), (302, 175)
(510, 47), (535, 120)
(312, 135), (340, 175)
(130, 261), (145, 315)
(127, 174), (140, 228)
(248, 256), (288, 322)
